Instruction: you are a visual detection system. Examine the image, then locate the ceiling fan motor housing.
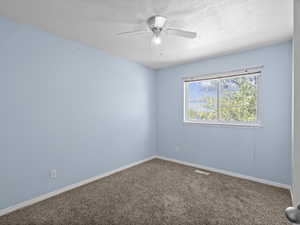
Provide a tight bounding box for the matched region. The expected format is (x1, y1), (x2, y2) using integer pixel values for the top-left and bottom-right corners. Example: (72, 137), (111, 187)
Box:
(147, 15), (167, 33)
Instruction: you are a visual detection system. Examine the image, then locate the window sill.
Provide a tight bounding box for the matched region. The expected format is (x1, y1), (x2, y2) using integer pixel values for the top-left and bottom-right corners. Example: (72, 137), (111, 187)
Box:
(183, 120), (262, 128)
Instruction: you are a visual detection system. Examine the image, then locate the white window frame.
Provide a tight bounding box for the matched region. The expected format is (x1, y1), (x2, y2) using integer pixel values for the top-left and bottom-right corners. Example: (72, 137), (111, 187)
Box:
(183, 66), (263, 127)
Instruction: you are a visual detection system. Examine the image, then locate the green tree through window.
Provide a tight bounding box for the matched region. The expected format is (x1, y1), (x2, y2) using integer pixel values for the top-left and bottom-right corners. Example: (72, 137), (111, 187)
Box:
(220, 76), (257, 122)
(185, 73), (259, 124)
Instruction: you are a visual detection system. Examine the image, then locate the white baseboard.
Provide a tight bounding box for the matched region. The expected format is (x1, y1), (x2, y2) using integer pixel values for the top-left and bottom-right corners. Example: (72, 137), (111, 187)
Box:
(155, 156), (291, 190)
(0, 156), (156, 217)
(290, 186), (295, 206)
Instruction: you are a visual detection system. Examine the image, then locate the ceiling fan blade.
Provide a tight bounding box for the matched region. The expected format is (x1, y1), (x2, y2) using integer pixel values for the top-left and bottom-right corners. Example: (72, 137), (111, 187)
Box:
(116, 29), (149, 36)
(167, 28), (197, 39)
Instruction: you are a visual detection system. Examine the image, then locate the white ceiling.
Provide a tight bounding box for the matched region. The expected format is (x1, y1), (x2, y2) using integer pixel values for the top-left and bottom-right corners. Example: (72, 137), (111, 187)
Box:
(0, 0), (293, 69)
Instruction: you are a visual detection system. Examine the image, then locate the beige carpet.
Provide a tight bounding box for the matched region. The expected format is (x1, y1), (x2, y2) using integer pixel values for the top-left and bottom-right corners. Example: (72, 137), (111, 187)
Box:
(0, 159), (291, 225)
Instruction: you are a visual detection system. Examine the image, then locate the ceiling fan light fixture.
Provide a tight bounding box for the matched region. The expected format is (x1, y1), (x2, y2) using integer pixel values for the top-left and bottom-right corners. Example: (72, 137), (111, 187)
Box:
(152, 32), (162, 45)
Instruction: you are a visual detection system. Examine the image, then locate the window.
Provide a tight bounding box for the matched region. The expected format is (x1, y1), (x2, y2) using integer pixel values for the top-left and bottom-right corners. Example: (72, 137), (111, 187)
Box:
(184, 67), (261, 126)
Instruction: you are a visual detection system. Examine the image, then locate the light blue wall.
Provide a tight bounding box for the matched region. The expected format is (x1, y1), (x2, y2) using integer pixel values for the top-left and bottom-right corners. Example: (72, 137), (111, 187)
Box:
(156, 42), (292, 185)
(0, 15), (292, 210)
(0, 17), (156, 210)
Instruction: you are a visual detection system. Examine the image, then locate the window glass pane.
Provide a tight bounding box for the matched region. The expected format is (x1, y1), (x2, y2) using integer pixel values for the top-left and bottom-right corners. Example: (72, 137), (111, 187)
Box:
(220, 76), (257, 122)
(187, 80), (218, 121)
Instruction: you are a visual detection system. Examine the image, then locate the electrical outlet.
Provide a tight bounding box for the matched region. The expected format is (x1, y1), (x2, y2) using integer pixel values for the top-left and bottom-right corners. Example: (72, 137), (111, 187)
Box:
(50, 169), (57, 179)
(175, 145), (181, 151)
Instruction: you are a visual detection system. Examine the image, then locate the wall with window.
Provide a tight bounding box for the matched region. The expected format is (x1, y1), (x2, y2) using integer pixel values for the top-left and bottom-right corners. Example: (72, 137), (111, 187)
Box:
(0, 17), (156, 210)
(156, 42), (292, 185)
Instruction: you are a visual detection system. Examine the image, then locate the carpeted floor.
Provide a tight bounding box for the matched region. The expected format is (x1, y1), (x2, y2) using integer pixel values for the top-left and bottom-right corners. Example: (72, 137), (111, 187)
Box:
(0, 159), (291, 225)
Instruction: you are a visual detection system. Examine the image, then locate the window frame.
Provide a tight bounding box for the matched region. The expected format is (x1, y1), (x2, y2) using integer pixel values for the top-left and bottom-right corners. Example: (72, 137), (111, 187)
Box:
(183, 66), (262, 127)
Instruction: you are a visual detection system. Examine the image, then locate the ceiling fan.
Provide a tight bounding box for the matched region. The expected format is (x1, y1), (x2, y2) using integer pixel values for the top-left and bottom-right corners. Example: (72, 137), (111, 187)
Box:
(116, 15), (197, 46)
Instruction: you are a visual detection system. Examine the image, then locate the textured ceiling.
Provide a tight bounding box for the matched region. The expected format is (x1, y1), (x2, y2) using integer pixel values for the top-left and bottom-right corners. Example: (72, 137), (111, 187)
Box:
(0, 0), (293, 69)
